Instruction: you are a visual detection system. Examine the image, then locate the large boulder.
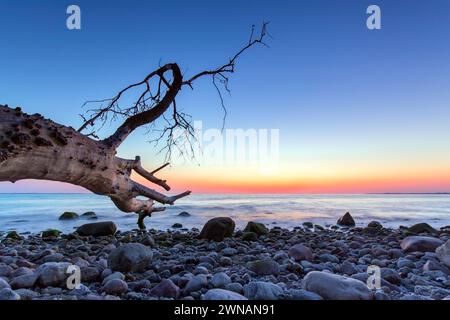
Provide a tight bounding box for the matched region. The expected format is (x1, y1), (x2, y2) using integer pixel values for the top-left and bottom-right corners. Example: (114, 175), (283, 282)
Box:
(107, 243), (153, 272)
(203, 289), (248, 300)
(400, 236), (444, 253)
(436, 239), (450, 268)
(337, 212), (355, 227)
(199, 217), (235, 241)
(36, 262), (71, 287)
(243, 281), (284, 300)
(288, 244), (314, 261)
(76, 221), (117, 236)
(302, 271), (373, 300)
(243, 222), (269, 236)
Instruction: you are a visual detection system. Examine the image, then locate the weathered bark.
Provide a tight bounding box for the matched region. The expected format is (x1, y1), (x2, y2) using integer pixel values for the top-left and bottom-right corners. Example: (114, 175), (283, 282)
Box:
(0, 24), (269, 229)
(0, 104), (189, 228)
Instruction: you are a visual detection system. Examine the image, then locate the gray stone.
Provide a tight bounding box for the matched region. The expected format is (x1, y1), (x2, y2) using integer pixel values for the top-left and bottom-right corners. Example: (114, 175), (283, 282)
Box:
(248, 259), (280, 276)
(203, 288), (248, 300)
(243, 281), (284, 300)
(150, 279), (179, 298)
(340, 260), (357, 275)
(0, 288), (20, 300)
(184, 274), (207, 294)
(288, 244), (313, 262)
(436, 239), (450, 268)
(400, 236), (443, 253)
(210, 272), (231, 288)
(10, 273), (38, 289)
(102, 279), (128, 295)
(288, 289), (323, 300)
(0, 278), (10, 290)
(108, 243), (153, 272)
(302, 271), (372, 300)
(381, 268), (401, 284)
(36, 262), (71, 287)
(225, 282), (243, 294)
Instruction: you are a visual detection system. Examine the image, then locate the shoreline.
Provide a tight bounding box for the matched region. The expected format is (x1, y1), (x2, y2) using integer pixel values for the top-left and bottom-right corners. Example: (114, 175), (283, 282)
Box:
(0, 216), (449, 300)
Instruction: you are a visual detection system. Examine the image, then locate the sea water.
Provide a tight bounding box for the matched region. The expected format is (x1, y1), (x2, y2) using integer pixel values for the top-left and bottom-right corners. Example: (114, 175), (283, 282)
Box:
(0, 193), (449, 234)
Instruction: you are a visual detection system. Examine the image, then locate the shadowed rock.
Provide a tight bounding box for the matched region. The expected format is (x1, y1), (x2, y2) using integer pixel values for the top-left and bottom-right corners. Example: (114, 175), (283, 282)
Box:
(337, 212), (355, 227)
(76, 221), (117, 236)
(199, 217), (235, 241)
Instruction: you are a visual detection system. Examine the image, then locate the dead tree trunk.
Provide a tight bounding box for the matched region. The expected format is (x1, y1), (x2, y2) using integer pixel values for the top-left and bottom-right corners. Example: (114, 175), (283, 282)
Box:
(0, 24), (269, 229)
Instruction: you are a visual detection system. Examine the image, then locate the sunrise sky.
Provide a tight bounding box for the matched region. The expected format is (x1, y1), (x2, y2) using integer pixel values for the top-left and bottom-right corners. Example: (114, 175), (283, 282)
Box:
(1, 0), (450, 194)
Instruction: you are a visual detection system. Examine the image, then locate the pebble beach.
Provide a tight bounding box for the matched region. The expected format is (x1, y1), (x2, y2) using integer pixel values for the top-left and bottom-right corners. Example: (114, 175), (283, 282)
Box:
(1, 212), (450, 301)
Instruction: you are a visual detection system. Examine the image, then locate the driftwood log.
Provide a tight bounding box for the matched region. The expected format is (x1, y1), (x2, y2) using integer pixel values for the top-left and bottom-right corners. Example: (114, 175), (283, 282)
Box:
(0, 24), (269, 228)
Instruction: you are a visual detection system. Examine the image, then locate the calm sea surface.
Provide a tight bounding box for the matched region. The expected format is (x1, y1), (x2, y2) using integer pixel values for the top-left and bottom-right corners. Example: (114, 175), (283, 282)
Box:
(0, 193), (449, 234)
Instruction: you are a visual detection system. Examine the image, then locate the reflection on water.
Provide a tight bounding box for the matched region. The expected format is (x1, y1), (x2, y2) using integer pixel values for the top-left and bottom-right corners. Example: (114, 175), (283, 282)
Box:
(0, 193), (449, 233)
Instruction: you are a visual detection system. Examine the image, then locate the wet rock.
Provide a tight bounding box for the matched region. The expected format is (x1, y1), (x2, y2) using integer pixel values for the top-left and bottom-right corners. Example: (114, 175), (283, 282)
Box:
(76, 221), (117, 236)
(242, 232), (258, 241)
(59, 211), (79, 220)
(436, 239), (450, 268)
(102, 279), (128, 295)
(81, 211), (97, 219)
(108, 243), (153, 272)
(41, 229), (61, 238)
(243, 281), (284, 300)
(337, 212), (355, 227)
(172, 223), (183, 229)
(243, 222), (269, 236)
(400, 236), (444, 253)
(203, 288), (248, 300)
(6, 231), (22, 241)
(248, 259), (280, 276)
(303, 271), (372, 300)
(178, 211), (191, 217)
(199, 217), (235, 241)
(150, 279), (179, 298)
(367, 221), (383, 229)
(288, 244), (313, 262)
(302, 222), (314, 228)
(408, 223), (438, 234)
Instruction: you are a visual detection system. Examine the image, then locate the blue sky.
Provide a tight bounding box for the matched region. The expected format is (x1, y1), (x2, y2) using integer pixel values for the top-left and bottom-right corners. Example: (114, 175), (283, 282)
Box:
(1, 0), (450, 193)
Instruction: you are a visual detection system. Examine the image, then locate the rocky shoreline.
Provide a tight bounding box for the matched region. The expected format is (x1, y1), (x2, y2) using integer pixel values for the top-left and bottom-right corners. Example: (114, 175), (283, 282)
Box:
(0, 213), (450, 300)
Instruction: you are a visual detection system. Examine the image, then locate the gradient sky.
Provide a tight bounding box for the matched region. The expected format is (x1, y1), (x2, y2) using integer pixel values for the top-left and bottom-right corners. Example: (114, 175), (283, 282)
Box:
(1, 0), (450, 194)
